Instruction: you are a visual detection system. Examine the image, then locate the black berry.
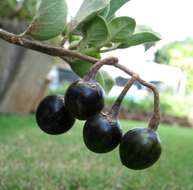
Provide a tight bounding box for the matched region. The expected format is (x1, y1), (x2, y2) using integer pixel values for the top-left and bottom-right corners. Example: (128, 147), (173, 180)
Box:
(119, 128), (161, 170)
(83, 114), (122, 153)
(65, 80), (105, 120)
(36, 95), (75, 135)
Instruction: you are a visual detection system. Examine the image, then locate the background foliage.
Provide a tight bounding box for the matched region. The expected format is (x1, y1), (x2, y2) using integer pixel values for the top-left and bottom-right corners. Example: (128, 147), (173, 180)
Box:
(0, 0), (37, 19)
(155, 38), (193, 93)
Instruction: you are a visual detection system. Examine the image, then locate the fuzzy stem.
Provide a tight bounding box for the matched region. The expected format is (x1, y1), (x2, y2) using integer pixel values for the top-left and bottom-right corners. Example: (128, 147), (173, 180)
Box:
(83, 57), (118, 81)
(109, 76), (137, 119)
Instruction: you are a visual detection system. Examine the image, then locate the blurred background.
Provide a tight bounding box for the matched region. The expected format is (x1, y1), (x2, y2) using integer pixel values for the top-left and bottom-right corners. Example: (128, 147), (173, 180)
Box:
(0, 0), (193, 190)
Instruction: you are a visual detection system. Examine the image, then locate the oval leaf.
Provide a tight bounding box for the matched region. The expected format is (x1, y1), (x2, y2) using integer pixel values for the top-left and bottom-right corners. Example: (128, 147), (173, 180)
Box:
(99, 4), (110, 18)
(25, 0), (67, 41)
(74, 0), (110, 31)
(118, 32), (161, 48)
(99, 70), (115, 93)
(118, 26), (161, 48)
(108, 16), (136, 42)
(107, 0), (131, 20)
(80, 16), (109, 48)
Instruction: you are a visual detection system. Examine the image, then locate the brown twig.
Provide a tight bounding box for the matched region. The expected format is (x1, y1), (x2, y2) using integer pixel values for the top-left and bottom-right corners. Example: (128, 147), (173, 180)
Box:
(83, 57), (118, 81)
(0, 29), (98, 63)
(114, 64), (160, 130)
(109, 76), (137, 119)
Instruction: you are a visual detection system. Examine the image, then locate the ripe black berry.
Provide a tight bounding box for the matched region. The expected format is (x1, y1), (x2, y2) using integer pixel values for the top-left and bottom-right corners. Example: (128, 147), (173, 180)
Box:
(83, 114), (122, 153)
(36, 95), (75, 135)
(65, 80), (105, 120)
(119, 128), (161, 170)
(65, 57), (118, 120)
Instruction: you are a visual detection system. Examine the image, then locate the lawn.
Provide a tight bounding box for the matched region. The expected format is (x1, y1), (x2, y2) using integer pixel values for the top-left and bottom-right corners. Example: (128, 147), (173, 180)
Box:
(0, 115), (192, 190)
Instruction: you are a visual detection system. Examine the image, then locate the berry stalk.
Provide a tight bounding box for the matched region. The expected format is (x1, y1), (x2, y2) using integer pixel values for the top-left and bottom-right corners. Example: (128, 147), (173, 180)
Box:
(83, 57), (118, 81)
(83, 60), (160, 130)
(109, 76), (137, 119)
(113, 63), (160, 131)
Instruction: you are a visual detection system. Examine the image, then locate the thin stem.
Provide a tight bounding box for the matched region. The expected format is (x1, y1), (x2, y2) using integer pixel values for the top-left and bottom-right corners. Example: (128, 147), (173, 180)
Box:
(109, 76), (137, 119)
(114, 63), (160, 130)
(138, 78), (160, 130)
(83, 57), (118, 81)
(60, 37), (68, 47)
(0, 29), (98, 63)
(60, 23), (72, 47)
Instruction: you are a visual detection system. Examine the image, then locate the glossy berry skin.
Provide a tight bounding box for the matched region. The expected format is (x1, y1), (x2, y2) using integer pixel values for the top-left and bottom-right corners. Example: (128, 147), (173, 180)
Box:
(65, 80), (105, 120)
(119, 128), (161, 170)
(83, 114), (122, 153)
(36, 95), (75, 135)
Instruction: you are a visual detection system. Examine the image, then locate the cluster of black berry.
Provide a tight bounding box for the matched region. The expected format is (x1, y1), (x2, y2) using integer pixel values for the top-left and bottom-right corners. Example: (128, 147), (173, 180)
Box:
(36, 58), (161, 170)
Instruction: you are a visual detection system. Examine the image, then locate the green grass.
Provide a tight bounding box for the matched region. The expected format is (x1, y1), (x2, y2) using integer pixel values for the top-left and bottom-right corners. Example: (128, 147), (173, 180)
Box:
(0, 115), (193, 190)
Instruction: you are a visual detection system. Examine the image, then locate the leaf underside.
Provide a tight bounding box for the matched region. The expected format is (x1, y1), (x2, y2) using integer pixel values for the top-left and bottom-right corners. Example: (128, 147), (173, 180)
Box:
(26, 0), (67, 41)
(108, 16), (136, 42)
(74, 0), (110, 31)
(118, 32), (161, 48)
(107, 0), (131, 20)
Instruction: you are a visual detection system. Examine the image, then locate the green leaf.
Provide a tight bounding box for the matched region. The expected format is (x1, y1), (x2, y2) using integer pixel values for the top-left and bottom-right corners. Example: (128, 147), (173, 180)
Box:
(118, 26), (161, 48)
(80, 16), (109, 48)
(69, 59), (92, 78)
(25, 0), (67, 41)
(99, 70), (115, 93)
(134, 25), (156, 33)
(99, 4), (110, 18)
(7, 0), (16, 9)
(107, 0), (130, 20)
(0, 0), (17, 17)
(108, 16), (136, 42)
(68, 59), (114, 94)
(74, 0), (110, 31)
(22, 0), (38, 19)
